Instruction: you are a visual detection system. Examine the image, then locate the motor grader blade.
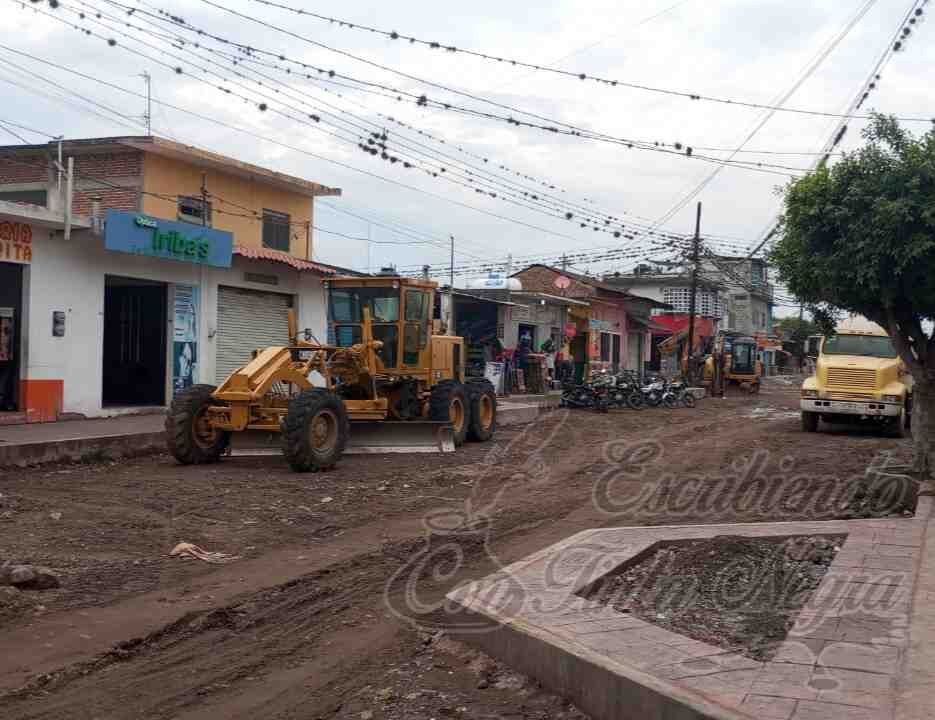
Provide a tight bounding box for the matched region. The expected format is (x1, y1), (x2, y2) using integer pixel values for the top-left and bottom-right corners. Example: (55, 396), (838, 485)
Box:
(345, 421), (455, 454)
(227, 422), (455, 458)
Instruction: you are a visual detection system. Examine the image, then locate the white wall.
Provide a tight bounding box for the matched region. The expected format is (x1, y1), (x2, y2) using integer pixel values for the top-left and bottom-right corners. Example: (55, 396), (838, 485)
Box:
(25, 229), (327, 417)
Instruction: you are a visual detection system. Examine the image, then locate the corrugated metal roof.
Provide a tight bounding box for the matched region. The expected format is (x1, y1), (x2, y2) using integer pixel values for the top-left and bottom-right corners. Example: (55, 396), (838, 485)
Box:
(233, 245), (337, 275)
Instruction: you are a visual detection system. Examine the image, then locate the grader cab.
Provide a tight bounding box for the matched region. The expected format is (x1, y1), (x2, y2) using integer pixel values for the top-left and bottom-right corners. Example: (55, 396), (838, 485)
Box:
(166, 276), (497, 471)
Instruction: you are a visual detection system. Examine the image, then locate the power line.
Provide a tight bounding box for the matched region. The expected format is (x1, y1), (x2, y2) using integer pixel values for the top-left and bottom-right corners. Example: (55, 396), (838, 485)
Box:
(23, 1), (703, 243)
(63, 0), (815, 179)
(0, 44), (608, 249)
(0, 119), (28, 143)
(0, 116), (57, 139)
(746, 0), (929, 259)
(651, 0), (882, 231)
(224, 0), (934, 124)
(23, 0), (735, 254)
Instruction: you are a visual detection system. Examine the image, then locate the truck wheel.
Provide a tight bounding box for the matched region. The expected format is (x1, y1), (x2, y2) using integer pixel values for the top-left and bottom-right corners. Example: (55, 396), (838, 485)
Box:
(430, 380), (469, 446)
(467, 380), (497, 442)
(166, 384), (230, 464)
(282, 389), (349, 472)
(801, 411), (819, 433)
(889, 405), (910, 439)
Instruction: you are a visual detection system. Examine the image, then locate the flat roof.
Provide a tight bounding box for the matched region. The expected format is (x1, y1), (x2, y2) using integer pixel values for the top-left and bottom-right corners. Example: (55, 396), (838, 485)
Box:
(0, 136), (341, 200)
(0, 199), (90, 230)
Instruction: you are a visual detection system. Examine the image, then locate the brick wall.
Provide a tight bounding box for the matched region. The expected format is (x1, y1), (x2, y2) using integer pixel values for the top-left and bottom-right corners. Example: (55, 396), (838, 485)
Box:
(0, 149), (143, 214)
(73, 186), (139, 215)
(0, 155), (49, 184)
(513, 265), (595, 299)
(73, 151), (142, 179)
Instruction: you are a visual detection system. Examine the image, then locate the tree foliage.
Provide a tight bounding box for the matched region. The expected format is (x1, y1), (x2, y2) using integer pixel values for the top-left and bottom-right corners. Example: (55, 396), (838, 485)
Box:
(773, 316), (823, 346)
(771, 114), (935, 378)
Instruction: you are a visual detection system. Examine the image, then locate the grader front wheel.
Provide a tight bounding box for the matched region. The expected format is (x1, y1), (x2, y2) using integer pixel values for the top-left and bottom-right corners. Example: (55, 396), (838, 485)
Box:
(467, 380), (497, 442)
(166, 384), (230, 465)
(430, 380), (469, 446)
(282, 389), (349, 472)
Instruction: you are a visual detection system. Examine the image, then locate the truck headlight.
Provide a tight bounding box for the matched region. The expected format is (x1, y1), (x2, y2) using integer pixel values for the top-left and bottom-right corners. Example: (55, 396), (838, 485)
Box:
(882, 394), (901, 403)
(801, 389), (818, 399)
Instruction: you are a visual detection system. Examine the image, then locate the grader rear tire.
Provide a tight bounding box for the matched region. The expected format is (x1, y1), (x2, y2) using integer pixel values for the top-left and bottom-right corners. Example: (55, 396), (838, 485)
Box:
(467, 380), (497, 442)
(430, 380), (469, 446)
(282, 389), (349, 472)
(166, 384), (230, 465)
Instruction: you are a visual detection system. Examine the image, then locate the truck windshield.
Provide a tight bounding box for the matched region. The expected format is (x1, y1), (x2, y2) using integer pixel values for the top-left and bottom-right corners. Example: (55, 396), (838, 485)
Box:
(822, 334), (897, 359)
(330, 287), (400, 323)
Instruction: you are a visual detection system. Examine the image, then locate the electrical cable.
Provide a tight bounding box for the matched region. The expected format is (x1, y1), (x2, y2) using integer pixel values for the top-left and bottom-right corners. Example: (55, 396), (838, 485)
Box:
(220, 0), (934, 124)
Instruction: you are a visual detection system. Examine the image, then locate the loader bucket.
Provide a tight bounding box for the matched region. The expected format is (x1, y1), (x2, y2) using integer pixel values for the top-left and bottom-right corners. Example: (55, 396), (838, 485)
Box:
(345, 421), (456, 454)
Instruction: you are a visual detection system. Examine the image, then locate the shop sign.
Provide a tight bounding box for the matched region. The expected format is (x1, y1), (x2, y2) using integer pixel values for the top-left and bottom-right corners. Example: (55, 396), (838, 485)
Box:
(590, 318), (613, 332)
(0, 221), (33, 264)
(104, 210), (233, 268)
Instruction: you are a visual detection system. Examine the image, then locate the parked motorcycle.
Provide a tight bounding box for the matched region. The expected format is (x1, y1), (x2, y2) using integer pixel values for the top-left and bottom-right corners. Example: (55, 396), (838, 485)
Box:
(663, 380), (697, 409)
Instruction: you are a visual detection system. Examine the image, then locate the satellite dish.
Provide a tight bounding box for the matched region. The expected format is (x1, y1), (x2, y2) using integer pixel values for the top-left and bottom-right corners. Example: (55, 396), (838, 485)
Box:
(554, 275), (572, 290)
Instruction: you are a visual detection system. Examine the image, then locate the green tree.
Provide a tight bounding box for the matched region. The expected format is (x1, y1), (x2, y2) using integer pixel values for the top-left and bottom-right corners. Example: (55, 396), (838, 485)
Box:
(773, 316), (824, 346)
(771, 114), (935, 479)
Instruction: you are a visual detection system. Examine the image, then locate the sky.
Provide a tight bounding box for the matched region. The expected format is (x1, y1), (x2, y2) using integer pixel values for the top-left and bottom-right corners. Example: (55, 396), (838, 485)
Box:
(1, 0), (932, 315)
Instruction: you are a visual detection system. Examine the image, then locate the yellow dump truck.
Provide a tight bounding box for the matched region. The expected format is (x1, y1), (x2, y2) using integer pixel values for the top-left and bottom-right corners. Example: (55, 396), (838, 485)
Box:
(800, 329), (912, 436)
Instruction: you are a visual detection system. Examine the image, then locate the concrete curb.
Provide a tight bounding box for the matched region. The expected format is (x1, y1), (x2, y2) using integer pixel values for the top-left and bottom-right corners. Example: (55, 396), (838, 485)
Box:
(0, 395), (553, 467)
(0, 432), (165, 468)
(497, 403), (543, 427)
(896, 494), (935, 719)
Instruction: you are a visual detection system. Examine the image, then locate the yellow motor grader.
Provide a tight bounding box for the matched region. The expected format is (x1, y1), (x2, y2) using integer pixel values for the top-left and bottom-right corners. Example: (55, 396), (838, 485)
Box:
(166, 275), (497, 471)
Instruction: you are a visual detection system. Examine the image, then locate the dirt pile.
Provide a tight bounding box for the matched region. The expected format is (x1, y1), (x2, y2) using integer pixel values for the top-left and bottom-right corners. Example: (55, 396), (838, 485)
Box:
(587, 534), (843, 660)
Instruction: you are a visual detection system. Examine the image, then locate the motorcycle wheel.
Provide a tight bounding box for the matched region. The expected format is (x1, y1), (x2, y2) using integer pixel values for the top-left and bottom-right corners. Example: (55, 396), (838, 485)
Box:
(627, 391), (644, 410)
(682, 393), (697, 408)
(663, 394), (678, 409)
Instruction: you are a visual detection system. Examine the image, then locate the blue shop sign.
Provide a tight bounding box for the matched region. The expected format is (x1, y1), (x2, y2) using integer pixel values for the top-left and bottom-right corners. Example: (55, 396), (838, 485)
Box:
(104, 210), (233, 268)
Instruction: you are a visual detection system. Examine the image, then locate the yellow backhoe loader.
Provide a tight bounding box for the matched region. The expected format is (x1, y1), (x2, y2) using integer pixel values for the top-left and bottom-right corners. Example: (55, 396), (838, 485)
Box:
(166, 275), (497, 471)
(703, 332), (762, 395)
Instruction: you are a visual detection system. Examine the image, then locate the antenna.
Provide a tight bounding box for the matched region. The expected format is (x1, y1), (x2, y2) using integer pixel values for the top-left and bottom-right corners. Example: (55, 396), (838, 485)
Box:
(140, 71), (152, 135)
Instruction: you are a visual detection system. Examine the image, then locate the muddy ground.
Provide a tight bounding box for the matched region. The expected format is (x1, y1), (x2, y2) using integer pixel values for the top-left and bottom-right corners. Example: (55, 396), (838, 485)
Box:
(0, 379), (913, 719)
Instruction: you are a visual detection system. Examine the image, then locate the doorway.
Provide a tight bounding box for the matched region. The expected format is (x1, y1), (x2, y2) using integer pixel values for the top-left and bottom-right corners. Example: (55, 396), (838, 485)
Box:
(612, 334), (621, 371)
(0, 263), (23, 411)
(518, 323), (536, 350)
(103, 276), (168, 406)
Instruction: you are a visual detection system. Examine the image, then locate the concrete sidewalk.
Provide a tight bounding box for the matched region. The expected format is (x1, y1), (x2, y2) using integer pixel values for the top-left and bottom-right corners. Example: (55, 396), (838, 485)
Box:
(0, 393), (556, 467)
(0, 414), (165, 467)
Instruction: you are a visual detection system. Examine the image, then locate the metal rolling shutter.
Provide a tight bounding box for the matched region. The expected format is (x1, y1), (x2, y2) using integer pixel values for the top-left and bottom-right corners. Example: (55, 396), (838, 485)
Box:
(216, 286), (292, 384)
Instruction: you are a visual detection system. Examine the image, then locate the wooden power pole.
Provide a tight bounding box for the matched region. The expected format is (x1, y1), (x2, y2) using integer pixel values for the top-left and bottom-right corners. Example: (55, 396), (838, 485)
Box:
(686, 202), (702, 382)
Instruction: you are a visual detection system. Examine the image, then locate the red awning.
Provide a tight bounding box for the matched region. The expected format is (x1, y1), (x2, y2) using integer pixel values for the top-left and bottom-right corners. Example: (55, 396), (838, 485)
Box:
(233, 245), (337, 275)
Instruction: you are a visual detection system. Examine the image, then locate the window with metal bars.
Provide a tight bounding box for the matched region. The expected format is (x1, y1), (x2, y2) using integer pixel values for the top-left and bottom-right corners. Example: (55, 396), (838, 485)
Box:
(262, 209), (291, 251)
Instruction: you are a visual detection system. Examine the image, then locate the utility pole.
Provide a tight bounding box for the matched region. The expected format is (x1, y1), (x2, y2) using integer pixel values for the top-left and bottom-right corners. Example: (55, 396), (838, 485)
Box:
(140, 72), (152, 136)
(200, 172), (208, 226)
(446, 234), (456, 335)
(686, 201), (702, 383)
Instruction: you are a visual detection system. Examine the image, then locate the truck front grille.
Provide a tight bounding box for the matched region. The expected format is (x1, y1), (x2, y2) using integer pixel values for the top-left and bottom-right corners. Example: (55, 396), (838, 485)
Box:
(827, 391), (875, 401)
(826, 368), (876, 390)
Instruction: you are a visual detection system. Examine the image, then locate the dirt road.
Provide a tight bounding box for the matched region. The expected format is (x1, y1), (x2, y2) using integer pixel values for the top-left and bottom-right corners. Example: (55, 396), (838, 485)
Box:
(0, 381), (912, 719)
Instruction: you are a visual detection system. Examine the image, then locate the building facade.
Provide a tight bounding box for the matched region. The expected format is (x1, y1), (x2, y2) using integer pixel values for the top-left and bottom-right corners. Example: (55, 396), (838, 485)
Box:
(0, 136), (341, 420)
(512, 264), (667, 377)
(702, 256), (774, 336)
